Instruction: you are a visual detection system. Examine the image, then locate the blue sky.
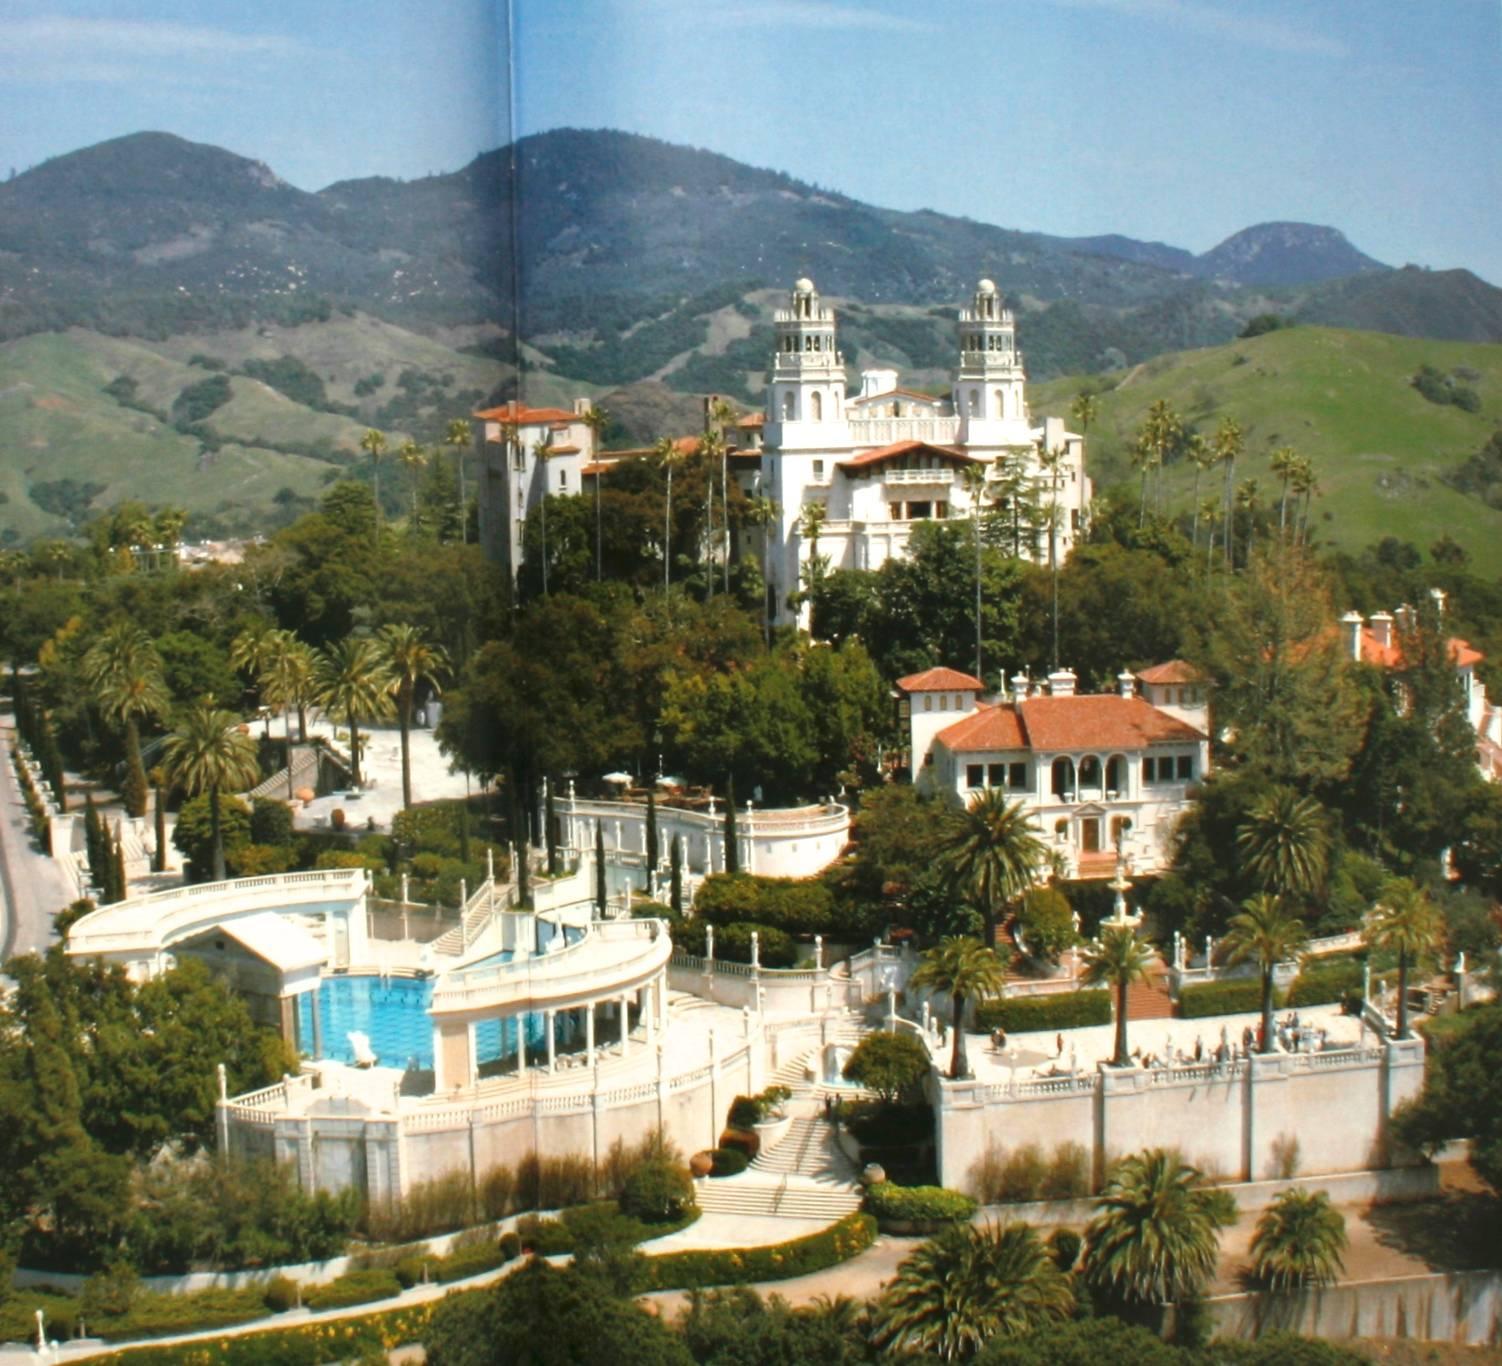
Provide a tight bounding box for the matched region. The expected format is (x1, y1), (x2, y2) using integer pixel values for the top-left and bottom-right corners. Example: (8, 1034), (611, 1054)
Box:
(1, 0), (1498, 283)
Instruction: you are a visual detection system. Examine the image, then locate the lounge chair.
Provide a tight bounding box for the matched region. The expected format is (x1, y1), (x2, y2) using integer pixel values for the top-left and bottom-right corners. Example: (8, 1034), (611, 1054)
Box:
(349, 1031), (378, 1068)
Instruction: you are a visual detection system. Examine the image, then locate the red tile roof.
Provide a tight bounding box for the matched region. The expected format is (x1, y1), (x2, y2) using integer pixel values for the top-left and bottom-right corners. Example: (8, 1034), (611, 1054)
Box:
(1357, 630), (1484, 670)
(473, 401), (582, 426)
(934, 703), (1025, 750)
(1136, 660), (1204, 685)
(547, 443), (582, 455)
(897, 667), (985, 693)
(736, 413), (765, 428)
(936, 694), (1205, 753)
(839, 439), (982, 472)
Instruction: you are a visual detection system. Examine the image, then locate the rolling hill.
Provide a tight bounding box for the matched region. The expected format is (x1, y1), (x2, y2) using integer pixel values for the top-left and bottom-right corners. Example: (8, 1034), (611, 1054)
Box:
(1032, 327), (1502, 574)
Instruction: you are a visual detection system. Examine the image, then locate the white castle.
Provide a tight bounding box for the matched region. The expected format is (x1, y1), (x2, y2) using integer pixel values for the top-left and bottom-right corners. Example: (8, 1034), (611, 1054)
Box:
(752, 276), (1090, 625)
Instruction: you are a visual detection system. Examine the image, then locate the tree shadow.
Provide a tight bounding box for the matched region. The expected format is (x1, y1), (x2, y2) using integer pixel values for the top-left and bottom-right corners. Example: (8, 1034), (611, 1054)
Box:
(1362, 1191), (1501, 1272)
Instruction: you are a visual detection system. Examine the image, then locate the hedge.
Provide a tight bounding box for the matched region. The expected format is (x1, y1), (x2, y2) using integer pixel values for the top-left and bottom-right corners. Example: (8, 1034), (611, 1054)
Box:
(863, 1182), (977, 1229)
(693, 873), (835, 935)
(301, 1268), (401, 1311)
(974, 990), (1111, 1033)
(1287, 960), (1363, 1008)
(1179, 978), (1272, 1019)
(637, 1211), (877, 1290)
(709, 1147), (749, 1177)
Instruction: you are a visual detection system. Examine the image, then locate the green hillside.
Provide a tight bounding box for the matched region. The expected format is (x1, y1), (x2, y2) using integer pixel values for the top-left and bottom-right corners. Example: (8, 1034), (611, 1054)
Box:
(0, 318), (508, 544)
(1033, 326), (1502, 574)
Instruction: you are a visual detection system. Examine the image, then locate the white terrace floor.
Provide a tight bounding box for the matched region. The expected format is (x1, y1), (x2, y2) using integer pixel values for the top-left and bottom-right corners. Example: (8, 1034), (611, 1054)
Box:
(259, 713), (474, 833)
(962, 1001), (1367, 1083)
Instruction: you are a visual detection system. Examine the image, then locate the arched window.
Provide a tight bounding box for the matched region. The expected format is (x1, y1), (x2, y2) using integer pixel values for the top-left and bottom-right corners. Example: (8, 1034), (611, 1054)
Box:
(1078, 756), (1102, 794)
(782, 392), (796, 420)
(1051, 757), (1075, 801)
(968, 389), (980, 416)
(811, 391), (823, 421)
(1105, 755), (1125, 796)
(994, 389), (1004, 414)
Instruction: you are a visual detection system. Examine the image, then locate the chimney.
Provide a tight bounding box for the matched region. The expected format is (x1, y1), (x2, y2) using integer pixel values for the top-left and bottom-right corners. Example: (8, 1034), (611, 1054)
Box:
(1431, 587), (1447, 620)
(1394, 604), (1415, 634)
(1118, 670), (1135, 699)
(1340, 611), (1364, 663)
(1047, 669), (1077, 697)
(1010, 671), (1031, 701)
(1369, 611), (1394, 650)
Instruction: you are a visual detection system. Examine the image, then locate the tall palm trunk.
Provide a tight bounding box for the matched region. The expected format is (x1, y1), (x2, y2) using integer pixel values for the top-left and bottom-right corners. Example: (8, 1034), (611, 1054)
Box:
(1191, 464), (1203, 551)
(1260, 969), (1275, 1054)
(1223, 457), (1236, 568)
(1396, 949), (1410, 1039)
(950, 991), (968, 1079)
(347, 705), (361, 787)
(722, 446), (731, 596)
(398, 685), (413, 810)
(285, 704), (295, 801)
(594, 478), (602, 581)
(1114, 978), (1129, 1066)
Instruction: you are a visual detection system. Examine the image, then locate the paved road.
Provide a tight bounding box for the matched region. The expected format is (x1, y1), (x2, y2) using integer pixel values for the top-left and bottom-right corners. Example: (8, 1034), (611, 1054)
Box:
(0, 714), (72, 963)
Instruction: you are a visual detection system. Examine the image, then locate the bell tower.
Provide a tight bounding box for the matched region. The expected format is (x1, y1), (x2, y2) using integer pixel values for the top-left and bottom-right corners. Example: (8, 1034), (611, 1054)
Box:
(766, 277), (847, 445)
(952, 279), (1029, 444)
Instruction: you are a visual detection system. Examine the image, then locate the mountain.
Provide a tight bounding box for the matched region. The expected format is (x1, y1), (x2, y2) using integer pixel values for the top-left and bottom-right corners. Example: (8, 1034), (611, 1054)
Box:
(1195, 222), (1386, 287)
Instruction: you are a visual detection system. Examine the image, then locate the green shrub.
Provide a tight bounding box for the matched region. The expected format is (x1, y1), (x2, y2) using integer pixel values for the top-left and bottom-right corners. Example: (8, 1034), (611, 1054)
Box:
(709, 1147), (748, 1177)
(393, 1256), (438, 1289)
(1040, 1141), (1091, 1200)
(694, 872), (836, 934)
(841, 1030), (931, 1102)
(619, 1156), (695, 1224)
(433, 1244), (507, 1284)
(974, 990), (1111, 1033)
(1286, 959), (1363, 1008)
(969, 1140), (1090, 1204)
(302, 1268), (400, 1311)
(1046, 1227), (1082, 1272)
(1015, 886), (1078, 961)
(261, 1276), (300, 1312)
(1179, 977), (1271, 1018)
(497, 1230), (520, 1261)
(726, 1085), (792, 1129)
(694, 920), (798, 967)
(637, 1211), (877, 1290)
(250, 798), (295, 846)
(863, 1182), (977, 1229)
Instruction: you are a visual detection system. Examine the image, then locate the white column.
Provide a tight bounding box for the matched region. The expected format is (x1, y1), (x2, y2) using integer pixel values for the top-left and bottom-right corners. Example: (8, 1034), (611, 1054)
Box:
(517, 1012), (527, 1073)
(546, 1009), (556, 1072)
(645, 984), (656, 1049)
(620, 993), (630, 1054)
(586, 1002), (596, 1068)
(659, 970), (669, 1031)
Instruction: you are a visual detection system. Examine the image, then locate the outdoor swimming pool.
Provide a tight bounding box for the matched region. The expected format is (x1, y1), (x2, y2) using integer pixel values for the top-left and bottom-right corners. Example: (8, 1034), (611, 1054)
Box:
(297, 974), (435, 1070)
(295, 963), (583, 1073)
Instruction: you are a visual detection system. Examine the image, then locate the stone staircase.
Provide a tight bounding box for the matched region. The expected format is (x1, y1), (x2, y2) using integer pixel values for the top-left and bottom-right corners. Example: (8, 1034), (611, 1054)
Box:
(248, 745), (321, 802)
(1126, 966), (1176, 1021)
(751, 1113), (857, 1183)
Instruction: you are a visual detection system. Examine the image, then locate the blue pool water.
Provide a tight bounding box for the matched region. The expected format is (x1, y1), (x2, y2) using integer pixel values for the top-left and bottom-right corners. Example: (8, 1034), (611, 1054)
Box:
(295, 965), (588, 1073)
(297, 975), (435, 1071)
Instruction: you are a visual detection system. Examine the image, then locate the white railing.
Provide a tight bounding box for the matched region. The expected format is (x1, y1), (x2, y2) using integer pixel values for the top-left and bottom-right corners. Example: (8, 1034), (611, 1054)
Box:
(66, 868), (370, 956)
(848, 417), (960, 447)
(885, 468), (955, 486)
(671, 951), (825, 983)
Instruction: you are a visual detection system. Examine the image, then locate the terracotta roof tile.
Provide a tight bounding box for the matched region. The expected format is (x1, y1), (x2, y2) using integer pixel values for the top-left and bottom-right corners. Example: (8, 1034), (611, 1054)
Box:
(897, 667), (985, 692)
(838, 439), (982, 472)
(1018, 695), (1206, 749)
(1136, 660), (1204, 685)
(473, 401), (582, 425)
(936, 704), (1025, 750)
(1357, 630), (1484, 670)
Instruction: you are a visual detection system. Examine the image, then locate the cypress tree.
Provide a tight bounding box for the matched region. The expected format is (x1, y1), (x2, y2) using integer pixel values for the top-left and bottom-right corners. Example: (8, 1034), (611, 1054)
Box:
(595, 820), (607, 919)
(511, 768), (530, 909)
(112, 825), (128, 904)
(457, 799), (471, 864)
(670, 834), (683, 919)
(83, 796), (102, 886)
(724, 774), (739, 875)
(152, 778), (167, 874)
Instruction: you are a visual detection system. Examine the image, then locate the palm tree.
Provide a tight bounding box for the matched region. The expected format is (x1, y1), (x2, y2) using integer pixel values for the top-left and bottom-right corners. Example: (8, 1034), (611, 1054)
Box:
(909, 936), (1009, 1080)
(1083, 1148), (1233, 1312)
(580, 405), (609, 579)
(1185, 433), (1213, 552)
(1214, 416), (1244, 569)
(378, 624), (449, 810)
(259, 629), (315, 798)
(228, 622), (279, 728)
(1038, 447), (1066, 669)
(940, 787), (1047, 949)
(746, 490), (779, 648)
(874, 1221), (1073, 1361)
(399, 440), (427, 528)
(1289, 454), (1317, 546)
(1235, 477), (1260, 561)
(1200, 496), (1221, 575)
(1070, 391), (1098, 436)
(314, 637), (395, 789)
(154, 506), (187, 552)
(1140, 399), (1182, 518)
(654, 436), (678, 596)
(443, 418), (472, 544)
(708, 397), (736, 594)
(960, 462), (989, 680)
(360, 429), (389, 532)
(1269, 445), (1298, 538)
(1236, 787), (1329, 903)
(699, 428), (726, 597)
(531, 433), (553, 594)
(1364, 877), (1446, 1039)
(1081, 925), (1157, 1067)
(1130, 434), (1157, 528)
(82, 625), (169, 818)
(1249, 1188), (1347, 1291)
(1222, 893), (1308, 1054)
(162, 702), (261, 882)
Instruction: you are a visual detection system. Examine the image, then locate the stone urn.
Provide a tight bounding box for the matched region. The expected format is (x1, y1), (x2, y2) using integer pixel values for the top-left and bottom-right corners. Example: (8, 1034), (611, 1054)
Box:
(689, 1151), (714, 1179)
(861, 1162), (886, 1187)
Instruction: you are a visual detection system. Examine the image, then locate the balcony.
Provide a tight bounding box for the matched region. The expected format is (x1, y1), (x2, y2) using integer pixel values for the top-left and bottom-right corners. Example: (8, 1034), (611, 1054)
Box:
(885, 468), (954, 486)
